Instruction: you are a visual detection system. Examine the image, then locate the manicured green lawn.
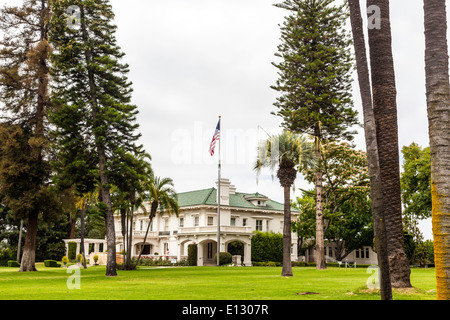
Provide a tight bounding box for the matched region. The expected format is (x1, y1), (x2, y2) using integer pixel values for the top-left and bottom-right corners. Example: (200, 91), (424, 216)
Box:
(0, 264), (436, 300)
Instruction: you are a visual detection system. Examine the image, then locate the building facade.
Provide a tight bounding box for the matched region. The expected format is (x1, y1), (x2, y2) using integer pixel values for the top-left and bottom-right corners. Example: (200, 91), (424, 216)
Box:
(63, 178), (378, 267)
(114, 178), (299, 266)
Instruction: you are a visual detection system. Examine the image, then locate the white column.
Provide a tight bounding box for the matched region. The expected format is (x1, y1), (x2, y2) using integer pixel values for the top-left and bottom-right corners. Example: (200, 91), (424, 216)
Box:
(244, 242), (252, 266)
(197, 243), (203, 266)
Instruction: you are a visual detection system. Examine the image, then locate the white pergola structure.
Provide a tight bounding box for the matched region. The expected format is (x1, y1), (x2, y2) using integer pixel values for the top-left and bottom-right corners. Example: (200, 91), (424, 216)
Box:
(63, 238), (107, 258)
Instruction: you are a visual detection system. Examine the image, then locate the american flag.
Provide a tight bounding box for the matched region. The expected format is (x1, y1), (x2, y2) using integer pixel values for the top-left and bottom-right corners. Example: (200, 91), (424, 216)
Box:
(209, 120), (220, 156)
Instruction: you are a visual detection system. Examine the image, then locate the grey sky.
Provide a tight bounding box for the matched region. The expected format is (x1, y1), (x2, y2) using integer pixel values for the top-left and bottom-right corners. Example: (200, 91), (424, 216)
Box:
(2, 0), (443, 239)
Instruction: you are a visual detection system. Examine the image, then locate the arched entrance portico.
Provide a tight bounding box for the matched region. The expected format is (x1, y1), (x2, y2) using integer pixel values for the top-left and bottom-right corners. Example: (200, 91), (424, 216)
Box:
(225, 238), (252, 266)
(198, 239), (217, 266)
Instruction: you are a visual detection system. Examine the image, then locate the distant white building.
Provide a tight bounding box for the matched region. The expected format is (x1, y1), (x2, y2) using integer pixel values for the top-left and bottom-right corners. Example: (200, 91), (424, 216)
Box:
(114, 178), (299, 266)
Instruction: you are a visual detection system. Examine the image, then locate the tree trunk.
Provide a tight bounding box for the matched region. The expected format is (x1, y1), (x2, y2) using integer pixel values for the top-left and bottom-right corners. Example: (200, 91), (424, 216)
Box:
(80, 205), (87, 269)
(367, 0), (411, 288)
(16, 219), (23, 263)
(19, 211), (38, 272)
(18, 0), (49, 273)
(69, 214), (76, 239)
(314, 126), (326, 270)
(424, 0), (450, 300)
(348, 0), (392, 300)
(134, 201), (158, 268)
(120, 207), (126, 262)
(80, 6), (117, 277)
(282, 185), (293, 277)
(126, 206), (134, 268)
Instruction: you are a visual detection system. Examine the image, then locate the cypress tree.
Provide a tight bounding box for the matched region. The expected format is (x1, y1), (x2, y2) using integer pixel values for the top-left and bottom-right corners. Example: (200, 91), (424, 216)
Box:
(272, 0), (358, 269)
(49, 0), (142, 276)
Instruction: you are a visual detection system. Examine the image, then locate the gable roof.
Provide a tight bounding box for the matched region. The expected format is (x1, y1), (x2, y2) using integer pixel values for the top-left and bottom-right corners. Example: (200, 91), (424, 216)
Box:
(176, 188), (298, 213)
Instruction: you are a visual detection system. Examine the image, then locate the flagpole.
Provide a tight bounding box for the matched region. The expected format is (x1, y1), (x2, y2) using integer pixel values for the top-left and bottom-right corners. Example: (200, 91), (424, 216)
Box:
(217, 115), (221, 266)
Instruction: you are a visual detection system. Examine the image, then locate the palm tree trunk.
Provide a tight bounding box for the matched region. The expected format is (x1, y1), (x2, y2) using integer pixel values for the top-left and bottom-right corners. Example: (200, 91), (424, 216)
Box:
(282, 185), (293, 277)
(314, 127), (326, 270)
(120, 207), (126, 262)
(348, 0), (392, 300)
(126, 206), (134, 268)
(424, 0), (450, 300)
(134, 201), (158, 268)
(367, 0), (411, 288)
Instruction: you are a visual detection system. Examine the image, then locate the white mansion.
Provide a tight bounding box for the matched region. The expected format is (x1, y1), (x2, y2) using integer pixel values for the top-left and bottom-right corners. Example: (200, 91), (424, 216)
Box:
(64, 178), (377, 266)
(114, 178), (299, 266)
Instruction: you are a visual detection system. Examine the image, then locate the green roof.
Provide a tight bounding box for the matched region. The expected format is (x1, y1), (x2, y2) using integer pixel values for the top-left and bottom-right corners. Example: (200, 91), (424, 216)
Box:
(176, 188), (298, 213)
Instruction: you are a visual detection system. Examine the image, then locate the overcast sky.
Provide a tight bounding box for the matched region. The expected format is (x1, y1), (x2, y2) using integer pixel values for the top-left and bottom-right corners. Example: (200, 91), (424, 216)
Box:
(2, 0), (445, 239)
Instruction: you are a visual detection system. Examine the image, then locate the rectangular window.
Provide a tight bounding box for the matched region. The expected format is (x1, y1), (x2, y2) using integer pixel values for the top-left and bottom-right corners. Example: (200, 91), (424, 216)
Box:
(230, 217), (236, 226)
(366, 248), (370, 259)
(194, 216), (199, 226)
(266, 220), (269, 231)
(356, 249), (360, 259)
(164, 219), (169, 231)
(140, 220), (143, 231)
(179, 218), (184, 227)
(208, 216), (214, 226)
(243, 218), (247, 226)
(256, 220), (263, 231)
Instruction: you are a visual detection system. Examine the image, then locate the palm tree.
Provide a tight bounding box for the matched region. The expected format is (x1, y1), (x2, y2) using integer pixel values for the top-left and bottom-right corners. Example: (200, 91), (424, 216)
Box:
(75, 189), (99, 269)
(366, 0), (411, 288)
(423, 0), (450, 300)
(134, 176), (180, 268)
(254, 130), (315, 277)
(348, 0), (392, 300)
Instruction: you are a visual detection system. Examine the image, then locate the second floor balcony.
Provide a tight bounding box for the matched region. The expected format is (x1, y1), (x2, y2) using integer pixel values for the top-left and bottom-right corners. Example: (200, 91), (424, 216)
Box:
(177, 225), (253, 235)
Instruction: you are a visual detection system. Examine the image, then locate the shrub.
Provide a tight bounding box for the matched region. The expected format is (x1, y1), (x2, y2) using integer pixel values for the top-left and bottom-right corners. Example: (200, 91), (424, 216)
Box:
(61, 256), (69, 264)
(68, 242), (77, 260)
(0, 246), (14, 266)
(214, 252), (232, 265)
(44, 260), (60, 267)
(187, 244), (197, 266)
(7, 260), (20, 268)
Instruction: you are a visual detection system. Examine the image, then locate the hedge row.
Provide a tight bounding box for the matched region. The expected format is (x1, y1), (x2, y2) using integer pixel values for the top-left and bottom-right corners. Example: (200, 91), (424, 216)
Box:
(251, 231), (283, 263)
(252, 261), (376, 268)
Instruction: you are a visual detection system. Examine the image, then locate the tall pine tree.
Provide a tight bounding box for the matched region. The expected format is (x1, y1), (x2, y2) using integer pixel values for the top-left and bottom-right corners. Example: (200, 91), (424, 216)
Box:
(0, 0), (53, 272)
(272, 0), (358, 269)
(49, 0), (141, 276)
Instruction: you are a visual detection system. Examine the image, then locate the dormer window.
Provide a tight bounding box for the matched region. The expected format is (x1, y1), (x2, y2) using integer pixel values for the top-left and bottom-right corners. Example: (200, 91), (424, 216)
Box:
(244, 193), (269, 207)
